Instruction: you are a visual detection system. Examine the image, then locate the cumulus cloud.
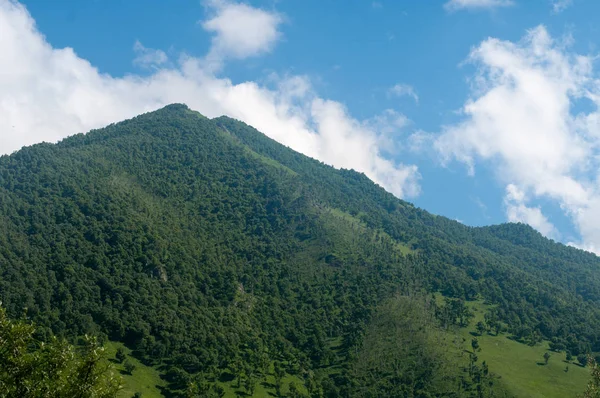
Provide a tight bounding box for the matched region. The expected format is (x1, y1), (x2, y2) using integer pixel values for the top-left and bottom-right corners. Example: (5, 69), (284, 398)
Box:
(433, 25), (600, 251)
(388, 84), (419, 103)
(504, 184), (559, 239)
(444, 0), (514, 11)
(0, 0), (420, 199)
(202, 0), (282, 65)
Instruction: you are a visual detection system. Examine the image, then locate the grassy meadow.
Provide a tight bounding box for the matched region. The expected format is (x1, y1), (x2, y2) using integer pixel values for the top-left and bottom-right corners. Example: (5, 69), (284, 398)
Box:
(460, 299), (589, 398)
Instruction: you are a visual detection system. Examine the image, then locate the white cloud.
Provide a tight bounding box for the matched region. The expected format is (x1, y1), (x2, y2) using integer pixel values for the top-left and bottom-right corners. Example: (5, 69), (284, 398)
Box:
(0, 0), (420, 199)
(444, 0), (514, 11)
(552, 0), (573, 14)
(505, 183), (526, 203)
(363, 109), (410, 156)
(504, 184), (559, 239)
(433, 25), (600, 252)
(133, 40), (168, 69)
(388, 84), (419, 103)
(202, 0), (282, 65)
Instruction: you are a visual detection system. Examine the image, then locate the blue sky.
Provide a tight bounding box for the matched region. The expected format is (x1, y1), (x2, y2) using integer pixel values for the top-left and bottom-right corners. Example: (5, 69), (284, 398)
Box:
(3, 0), (600, 251)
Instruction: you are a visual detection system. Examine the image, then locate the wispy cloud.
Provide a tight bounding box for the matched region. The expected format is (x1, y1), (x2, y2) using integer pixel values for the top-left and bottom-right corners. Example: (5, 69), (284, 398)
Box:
(551, 0), (573, 14)
(133, 41), (168, 70)
(388, 83), (419, 103)
(444, 0), (514, 11)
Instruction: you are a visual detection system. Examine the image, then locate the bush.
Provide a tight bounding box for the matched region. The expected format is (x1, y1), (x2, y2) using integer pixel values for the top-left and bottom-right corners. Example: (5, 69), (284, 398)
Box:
(124, 360), (137, 375)
(116, 346), (127, 363)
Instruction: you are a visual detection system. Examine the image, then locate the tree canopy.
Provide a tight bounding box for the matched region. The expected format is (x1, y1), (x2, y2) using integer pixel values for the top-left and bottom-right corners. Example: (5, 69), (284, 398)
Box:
(0, 305), (121, 397)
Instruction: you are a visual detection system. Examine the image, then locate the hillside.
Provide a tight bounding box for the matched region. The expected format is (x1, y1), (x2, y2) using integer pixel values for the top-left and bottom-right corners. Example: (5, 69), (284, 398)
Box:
(0, 104), (599, 396)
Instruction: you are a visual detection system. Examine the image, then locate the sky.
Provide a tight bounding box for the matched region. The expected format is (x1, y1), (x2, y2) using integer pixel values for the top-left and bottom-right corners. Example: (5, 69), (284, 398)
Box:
(3, 0), (600, 252)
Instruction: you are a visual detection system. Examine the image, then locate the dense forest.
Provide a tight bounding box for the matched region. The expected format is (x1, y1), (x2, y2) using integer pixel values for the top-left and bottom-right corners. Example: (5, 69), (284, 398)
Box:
(1, 104), (599, 396)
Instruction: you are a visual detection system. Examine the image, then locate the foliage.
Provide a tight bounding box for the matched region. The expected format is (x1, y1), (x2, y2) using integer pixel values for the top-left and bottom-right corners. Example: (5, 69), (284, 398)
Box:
(350, 295), (510, 397)
(581, 355), (590, 367)
(116, 347), (126, 363)
(0, 305), (121, 397)
(582, 357), (600, 398)
(124, 360), (136, 375)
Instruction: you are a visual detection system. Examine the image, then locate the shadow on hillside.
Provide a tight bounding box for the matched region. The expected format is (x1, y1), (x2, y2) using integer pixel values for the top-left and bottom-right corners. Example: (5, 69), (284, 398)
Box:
(260, 380), (275, 389)
(259, 380), (279, 396)
(218, 372), (235, 382)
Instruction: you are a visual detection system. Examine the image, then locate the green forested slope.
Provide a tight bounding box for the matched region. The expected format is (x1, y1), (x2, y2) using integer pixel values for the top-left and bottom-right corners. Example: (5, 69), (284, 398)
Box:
(0, 104), (598, 396)
(216, 114), (600, 355)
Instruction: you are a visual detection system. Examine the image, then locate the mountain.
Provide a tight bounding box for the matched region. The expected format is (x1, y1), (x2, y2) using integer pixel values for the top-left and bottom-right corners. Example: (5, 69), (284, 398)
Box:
(0, 104), (599, 397)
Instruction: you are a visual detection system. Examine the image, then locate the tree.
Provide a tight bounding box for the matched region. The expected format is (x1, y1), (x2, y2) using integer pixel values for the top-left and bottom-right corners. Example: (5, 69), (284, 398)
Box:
(212, 385), (226, 398)
(544, 352), (551, 365)
(288, 381), (302, 398)
(482, 361), (489, 376)
(116, 347), (127, 363)
(494, 322), (502, 336)
(244, 375), (257, 396)
(582, 356), (600, 398)
(229, 356), (243, 388)
(549, 339), (566, 352)
(304, 371), (317, 397)
(124, 360), (137, 375)
(567, 351), (573, 361)
(0, 305), (121, 397)
(580, 354), (590, 367)
(471, 338), (480, 352)
(476, 321), (486, 336)
(274, 361), (285, 396)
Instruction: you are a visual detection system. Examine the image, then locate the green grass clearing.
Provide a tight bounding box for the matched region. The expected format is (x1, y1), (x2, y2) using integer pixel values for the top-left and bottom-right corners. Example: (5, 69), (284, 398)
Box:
(218, 371), (307, 398)
(105, 341), (166, 398)
(459, 299), (589, 398)
(323, 207), (414, 256)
